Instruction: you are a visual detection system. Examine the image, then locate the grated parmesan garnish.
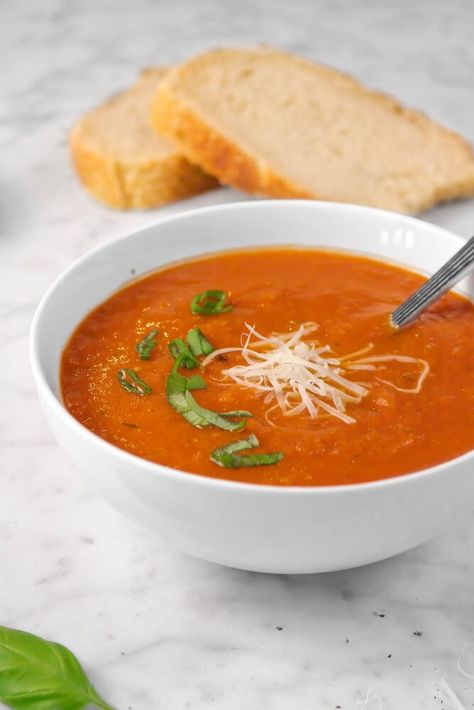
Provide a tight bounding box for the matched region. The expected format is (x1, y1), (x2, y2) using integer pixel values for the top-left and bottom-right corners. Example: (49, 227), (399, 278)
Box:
(202, 322), (429, 425)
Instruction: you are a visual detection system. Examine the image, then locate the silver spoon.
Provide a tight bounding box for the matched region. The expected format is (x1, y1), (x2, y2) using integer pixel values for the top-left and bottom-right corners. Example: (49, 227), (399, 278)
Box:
(390, 235), (474, 329)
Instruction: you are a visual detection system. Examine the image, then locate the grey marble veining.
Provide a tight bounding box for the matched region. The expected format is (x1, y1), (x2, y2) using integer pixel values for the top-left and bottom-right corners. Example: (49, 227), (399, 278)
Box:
(1, 0), (474, 708)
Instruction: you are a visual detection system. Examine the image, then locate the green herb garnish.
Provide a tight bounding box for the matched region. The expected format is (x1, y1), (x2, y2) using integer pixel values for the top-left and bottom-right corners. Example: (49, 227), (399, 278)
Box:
(168, 338), (199, 370)
(210, 434), (284, 469)
(186, 374), (207, 390)
(117, 368), (152, 395)
(184, 398), (252, 431)
(187, 327), (215, 356)
(136, 329), (158, 360)
(166, 371), (251, 430)
(0, 625), (116, 710)
(190, 290), (233, 316)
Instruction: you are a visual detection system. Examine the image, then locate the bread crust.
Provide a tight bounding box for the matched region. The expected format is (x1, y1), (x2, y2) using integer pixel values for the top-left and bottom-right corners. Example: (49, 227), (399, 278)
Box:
(151, 48), (474, 214)
(70, 124), (217, 209)
(69, 70), (217, 210)
(151, 84), (313, 202)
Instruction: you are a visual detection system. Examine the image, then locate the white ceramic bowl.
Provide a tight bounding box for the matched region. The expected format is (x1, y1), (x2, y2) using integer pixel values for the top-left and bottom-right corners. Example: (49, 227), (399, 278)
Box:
(30, 201), (474, 574)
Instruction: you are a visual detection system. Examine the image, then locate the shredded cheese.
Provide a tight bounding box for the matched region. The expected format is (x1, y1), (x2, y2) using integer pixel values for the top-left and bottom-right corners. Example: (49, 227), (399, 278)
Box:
(202, 322), (430, 425)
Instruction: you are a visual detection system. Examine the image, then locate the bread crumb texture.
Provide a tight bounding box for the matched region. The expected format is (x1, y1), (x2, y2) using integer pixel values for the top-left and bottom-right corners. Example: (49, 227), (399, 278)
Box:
(152, 47), (474, 213)
(70, 68), (217, 209)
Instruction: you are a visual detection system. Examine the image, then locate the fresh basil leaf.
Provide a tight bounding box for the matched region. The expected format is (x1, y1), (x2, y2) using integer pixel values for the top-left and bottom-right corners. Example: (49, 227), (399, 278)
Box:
(0, 626), (115, 710)
(168, 338), (199, 369)
(186, 327), (215, 356)
(166, 372), (209, 427)
(186, 374), (207, 391)
(213, 433), (259, 455)
(117, 369), (152, 395)
(166, 373), (208, 427)
(190, 290), (233, 316)
(166, 371), (250, 431)
(184, 392), (250, 431)
(220, 410), (253, 418)
(225, 451), (285, 468)
(135, 329), (158, 360)
(210, 434), (284, 469)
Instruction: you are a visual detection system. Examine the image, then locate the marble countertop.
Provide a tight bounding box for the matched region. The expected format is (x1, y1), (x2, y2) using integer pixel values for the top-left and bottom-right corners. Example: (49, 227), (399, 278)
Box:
(2, 1), (474, 707)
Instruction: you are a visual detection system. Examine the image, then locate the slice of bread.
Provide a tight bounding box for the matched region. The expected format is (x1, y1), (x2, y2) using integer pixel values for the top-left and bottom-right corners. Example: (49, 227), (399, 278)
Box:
(151, 47), (474, 213)
(70, 68), (217, 209)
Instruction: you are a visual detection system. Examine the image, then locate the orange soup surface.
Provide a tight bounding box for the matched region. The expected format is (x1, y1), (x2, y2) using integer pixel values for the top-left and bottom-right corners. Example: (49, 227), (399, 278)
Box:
(61, 249), (474, 485)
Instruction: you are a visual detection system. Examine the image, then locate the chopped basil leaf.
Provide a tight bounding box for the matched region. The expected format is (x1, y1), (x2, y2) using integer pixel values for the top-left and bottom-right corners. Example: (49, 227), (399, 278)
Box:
(166, 371), (206, 395)
(136, 329), (158, 360)
(212, 433), (259, 456)
(187, 326), (215, 356)
(166, 371), (250, 431)
(186, 374), (207, 391)
(184, 393), (251, 431)
(117, 368), (152, 395)
(168, 338), (199, 369)
(166, 372), (209, 427)
(210, 434), (284, 469)
(190, 289), (233, 315)
(220, 410), (254, 418)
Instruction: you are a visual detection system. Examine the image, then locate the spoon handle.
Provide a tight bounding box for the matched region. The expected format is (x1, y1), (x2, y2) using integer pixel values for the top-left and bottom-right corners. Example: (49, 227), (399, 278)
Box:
(390, 235), (474, 329)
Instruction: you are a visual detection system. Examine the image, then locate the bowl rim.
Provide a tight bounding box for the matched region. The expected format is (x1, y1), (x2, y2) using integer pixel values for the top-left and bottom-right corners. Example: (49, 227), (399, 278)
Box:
(29, 199), (474, 496)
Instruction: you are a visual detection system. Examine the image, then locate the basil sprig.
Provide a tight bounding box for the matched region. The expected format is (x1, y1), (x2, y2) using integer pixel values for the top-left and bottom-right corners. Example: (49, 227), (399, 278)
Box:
(186, 327), (214, 356)
(168, 338), (199, 370)
(190, 290), (233, 315)
(117, 368), (152, 395)
(166, 371), (251, 430)
(0, 625), (115, 710)
(136, 329), (158, 360)
(210, 434), (284, 469)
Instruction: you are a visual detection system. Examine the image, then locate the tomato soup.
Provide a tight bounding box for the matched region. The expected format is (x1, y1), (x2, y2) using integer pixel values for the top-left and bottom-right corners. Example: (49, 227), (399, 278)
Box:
(60, 248), (474, 486)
